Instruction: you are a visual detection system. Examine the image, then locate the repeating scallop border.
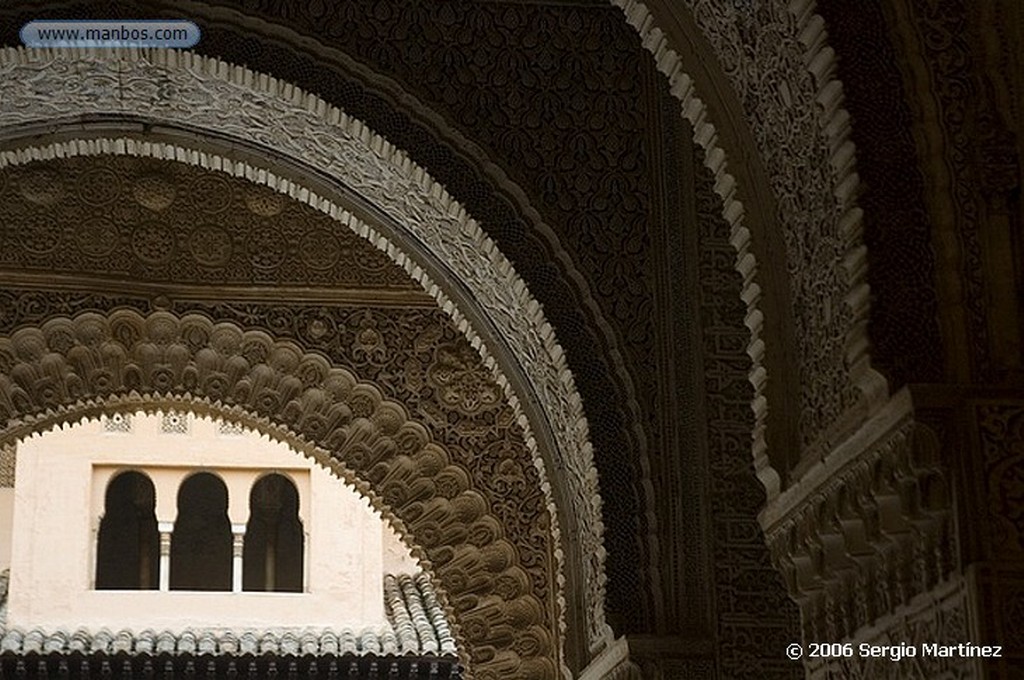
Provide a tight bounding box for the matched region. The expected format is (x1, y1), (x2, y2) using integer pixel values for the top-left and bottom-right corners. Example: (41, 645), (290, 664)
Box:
(0, 310), (561, 679)
(611, 0), (885, 494)
(0, 46), (614, 672)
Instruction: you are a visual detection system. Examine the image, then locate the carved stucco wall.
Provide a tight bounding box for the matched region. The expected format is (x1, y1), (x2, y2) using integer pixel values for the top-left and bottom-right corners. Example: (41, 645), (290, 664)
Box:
(0, 43), (639, 661)
(0, 157), (418, 292)
(0, 1), (921, 675)
(693, 140), (801, 678)
(614, 0), (882, 469)
(0, 0), (813, 637)
(0, 306), (560, 680)
(0, 145), (592, 680)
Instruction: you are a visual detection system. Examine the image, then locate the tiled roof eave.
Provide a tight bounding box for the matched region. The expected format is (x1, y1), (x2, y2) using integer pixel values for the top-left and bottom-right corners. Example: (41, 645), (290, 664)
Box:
(0, 650), (462, 680)
(0, 571), (458, 660)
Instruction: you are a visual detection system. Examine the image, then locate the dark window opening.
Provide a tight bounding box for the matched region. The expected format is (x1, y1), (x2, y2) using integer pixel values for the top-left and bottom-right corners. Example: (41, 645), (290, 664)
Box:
(95, 471), (159, 590)
(170, 472), (232, 591)
(243, 473), (304, 592)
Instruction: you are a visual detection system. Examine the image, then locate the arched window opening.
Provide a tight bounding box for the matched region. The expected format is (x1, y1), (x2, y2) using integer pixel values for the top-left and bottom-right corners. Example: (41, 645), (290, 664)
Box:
(170, 472), (232, 591)
(243, 473), (304, 592)
(95, 471), (159, 590)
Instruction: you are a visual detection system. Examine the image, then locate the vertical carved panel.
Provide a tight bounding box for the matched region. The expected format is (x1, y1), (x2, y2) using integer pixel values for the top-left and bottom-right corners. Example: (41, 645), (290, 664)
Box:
(814, 0), (943, 387)
(809, 578), (978, 680)
(976, 403), (1024, 558)
(0, 444), (15, 487)
(695, 145), (801, 678)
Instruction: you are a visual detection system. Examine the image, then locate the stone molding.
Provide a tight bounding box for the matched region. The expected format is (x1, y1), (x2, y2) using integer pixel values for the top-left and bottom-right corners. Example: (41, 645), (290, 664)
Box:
(0, 44), (615, 661)
(576, 637), (639, 680)
(0, 310), (560, 680)
(762, 391), (956, 645)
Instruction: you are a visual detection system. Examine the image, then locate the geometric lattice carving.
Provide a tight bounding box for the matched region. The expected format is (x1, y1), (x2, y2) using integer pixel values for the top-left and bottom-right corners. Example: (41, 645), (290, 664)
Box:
(160, 411), (190, 434)
(218, 420), (246, 436)
(102, 412), (133, 433)
(0, 445), (14, 488)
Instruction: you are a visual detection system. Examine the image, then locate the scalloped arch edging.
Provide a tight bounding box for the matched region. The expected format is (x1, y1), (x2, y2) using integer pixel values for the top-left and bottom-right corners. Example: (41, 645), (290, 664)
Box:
(0, 45), (615, 661)
(0, 310), (560, 680)
(610, 0), (888, 492)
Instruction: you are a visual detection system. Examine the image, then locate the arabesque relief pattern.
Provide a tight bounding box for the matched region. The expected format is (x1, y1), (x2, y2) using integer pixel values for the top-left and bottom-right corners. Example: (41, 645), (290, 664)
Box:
(695, 146), (801, 679)
(811, 0), (943, 388)
(809, 579), (975, 680)
(615, 0), (870, 453)
(0, 308), (557, 680)
(4, 0), (675, 633)
(0, 40), (609, 648)
(883, 0), (1021, 383)
(765, 417), (955, 647)
(164, 0), (664, 632)
(978, 403), (1024, 558)
(1, 157), (415, 289)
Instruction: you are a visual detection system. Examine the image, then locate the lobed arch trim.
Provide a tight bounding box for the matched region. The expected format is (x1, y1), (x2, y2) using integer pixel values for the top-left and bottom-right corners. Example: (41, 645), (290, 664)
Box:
(0, 310), (568, 678)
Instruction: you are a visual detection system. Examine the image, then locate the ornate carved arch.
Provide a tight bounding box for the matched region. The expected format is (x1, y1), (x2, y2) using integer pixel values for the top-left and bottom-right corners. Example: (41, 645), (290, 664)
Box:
(612, 0), (888, 475)
(0, 43), (621, 667)
(0, 310), (558, 680)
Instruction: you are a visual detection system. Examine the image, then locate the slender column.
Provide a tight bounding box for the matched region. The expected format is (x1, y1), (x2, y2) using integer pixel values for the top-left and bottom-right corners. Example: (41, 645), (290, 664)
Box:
(157, 521), (173, 592)
(264, 519), (277, 592)
(232, 523), (246, 593)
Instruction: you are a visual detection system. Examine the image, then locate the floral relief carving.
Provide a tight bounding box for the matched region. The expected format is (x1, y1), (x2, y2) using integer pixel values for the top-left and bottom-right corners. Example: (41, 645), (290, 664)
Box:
(0, 46), (608, 651)
(614, 0), (873, 454)
(2, 0), (678, 635)
(428, 343), (503, 417)
(0, 157), (415, 290)
(0, 308), (559, 680)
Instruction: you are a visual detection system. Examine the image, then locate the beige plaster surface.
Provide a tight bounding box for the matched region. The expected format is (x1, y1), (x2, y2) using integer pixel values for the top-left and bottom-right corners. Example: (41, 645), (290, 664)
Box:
(5, 412), (418, 632)
(0, 489), (12, 573)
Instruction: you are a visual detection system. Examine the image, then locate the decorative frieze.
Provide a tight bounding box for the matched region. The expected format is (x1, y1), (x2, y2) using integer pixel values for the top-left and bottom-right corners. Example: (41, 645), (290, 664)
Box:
(763, 392), (956, 645)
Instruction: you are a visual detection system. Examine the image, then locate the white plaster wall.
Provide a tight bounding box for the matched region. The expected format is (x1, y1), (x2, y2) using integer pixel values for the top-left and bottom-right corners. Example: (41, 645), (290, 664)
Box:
(6, 412), (416, 632)
(0, 488), (13, 573)
(383, 523), (420, 574)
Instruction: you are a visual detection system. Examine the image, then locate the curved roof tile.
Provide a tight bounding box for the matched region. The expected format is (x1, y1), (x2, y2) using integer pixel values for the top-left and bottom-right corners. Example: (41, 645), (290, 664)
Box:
(0, 571), (456, 659)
